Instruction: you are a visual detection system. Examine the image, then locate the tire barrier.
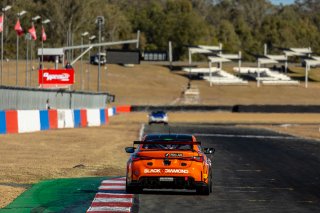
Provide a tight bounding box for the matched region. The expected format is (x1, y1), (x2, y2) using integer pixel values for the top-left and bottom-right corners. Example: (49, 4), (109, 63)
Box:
(0, 106), (130, 135)
(131, 105), (233, 112)
(232, 105), (320, 113)
(131, 105), (320, 113)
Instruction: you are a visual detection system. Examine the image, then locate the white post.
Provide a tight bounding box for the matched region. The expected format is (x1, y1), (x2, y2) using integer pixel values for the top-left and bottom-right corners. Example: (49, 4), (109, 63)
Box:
(188, 49), (192, 79)
(264, 43), (267, 56)
(257, 61), (261, 87)
(219, 43), (223, 55)
(168, 41), (172, 69)
(238, 51), (242, 75)
(136, 30), (140, 49)
(285, 54), (288, 73)
(209, 61), (212, 87)
(305, 62), (308, 88)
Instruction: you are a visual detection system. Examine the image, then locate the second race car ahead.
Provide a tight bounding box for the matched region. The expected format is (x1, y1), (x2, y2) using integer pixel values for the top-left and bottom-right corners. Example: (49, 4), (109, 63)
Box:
(125, 134), (215, 195)
(148, 111), (168, 125)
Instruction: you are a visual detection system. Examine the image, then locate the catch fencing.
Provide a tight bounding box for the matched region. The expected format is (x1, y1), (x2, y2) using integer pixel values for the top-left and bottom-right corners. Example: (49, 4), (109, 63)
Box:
(0, 86), (115, 110)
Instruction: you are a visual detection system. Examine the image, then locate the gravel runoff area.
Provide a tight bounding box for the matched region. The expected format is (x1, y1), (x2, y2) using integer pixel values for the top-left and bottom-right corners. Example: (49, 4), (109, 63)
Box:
(1, 112), (320, 208)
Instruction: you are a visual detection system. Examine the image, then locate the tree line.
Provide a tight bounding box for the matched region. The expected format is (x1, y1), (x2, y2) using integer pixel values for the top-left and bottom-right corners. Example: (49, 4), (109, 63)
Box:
(1, 0), (320, 60)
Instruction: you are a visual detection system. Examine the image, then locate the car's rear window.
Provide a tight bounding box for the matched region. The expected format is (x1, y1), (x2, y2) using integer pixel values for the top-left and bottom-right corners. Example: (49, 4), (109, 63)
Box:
(151, 111), (166, 116)
(142, 134), (194, 150)
(144, 134), (193, 142)
(142, 143), (192, 150)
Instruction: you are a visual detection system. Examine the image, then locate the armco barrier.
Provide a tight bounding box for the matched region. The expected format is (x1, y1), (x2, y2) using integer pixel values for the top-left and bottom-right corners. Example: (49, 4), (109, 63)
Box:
(131, 105), (233, 112)
(131, 105), (320, 113)
(232, 105), (320, 113)
(0, 106), (121, 135)
(116, 106), (131, 113)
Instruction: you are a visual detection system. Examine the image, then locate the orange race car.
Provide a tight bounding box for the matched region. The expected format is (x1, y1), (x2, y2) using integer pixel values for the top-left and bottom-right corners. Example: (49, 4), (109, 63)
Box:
(125, 134), (215, 195)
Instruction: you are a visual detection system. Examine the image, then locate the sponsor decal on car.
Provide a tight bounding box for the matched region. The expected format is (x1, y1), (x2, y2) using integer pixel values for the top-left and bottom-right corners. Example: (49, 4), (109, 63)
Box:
(144, 168), (189, 174)
(165, 153), (183, 157)
(164, 169), (189, 174)
(144, 169), (161, 174)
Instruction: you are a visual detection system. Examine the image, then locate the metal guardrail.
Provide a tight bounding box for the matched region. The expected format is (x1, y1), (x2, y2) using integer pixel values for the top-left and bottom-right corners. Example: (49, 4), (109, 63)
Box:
(0, 86), (114, 110)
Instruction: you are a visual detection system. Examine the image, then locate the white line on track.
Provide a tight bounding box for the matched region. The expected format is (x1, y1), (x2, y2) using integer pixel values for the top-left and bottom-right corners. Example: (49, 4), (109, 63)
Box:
(139, 123), (145, 140)
(192, 133), (296, 140)
(213, 186), (294, 191)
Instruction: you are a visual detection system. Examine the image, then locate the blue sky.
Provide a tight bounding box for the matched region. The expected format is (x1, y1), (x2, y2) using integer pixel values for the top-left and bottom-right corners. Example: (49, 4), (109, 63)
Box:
(270, 0), (295, 5)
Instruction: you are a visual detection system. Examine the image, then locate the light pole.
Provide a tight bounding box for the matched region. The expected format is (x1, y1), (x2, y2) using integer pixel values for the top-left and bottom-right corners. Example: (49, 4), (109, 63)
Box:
(30, 15), (41, 87)
(41, 19), (50, 68)
(16, 10), (27, 86)
(1, 5), (12, 85)
(88, 35), (96, 90)
(81, 31), (89, 90)
(96, 16), (104, 92)
(25, 33), (31, 86)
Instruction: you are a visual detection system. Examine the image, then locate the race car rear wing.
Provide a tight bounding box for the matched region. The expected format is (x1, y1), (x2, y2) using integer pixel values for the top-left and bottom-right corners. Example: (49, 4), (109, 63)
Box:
(133, 141), (201, 145)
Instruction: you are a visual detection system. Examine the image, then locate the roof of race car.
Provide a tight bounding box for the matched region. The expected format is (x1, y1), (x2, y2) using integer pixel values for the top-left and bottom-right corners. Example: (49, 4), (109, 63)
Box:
(150, 111), (167, 115)
(143, 134), (194, 142)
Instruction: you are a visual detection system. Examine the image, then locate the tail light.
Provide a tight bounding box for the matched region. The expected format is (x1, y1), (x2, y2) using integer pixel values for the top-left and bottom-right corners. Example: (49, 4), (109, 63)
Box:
(182, 156), (204, 162)
(132, 155), (152, 161)
(192, 156), (204, 162)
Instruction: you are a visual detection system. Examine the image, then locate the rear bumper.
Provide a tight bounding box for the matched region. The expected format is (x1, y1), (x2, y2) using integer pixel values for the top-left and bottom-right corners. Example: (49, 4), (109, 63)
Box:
(129, 176), (207, 190)
(148, 119), (168, 124)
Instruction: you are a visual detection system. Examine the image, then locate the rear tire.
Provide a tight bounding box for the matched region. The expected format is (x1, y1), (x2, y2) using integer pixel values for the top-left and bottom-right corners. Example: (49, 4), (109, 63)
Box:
(196, 173), (211, 195)
(196, 184), (210, 195)
(126, 179), (142, 194)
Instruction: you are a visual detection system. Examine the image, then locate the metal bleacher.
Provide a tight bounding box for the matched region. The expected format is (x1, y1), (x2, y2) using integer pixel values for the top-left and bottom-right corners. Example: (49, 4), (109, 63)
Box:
(233, 67), (300, 85)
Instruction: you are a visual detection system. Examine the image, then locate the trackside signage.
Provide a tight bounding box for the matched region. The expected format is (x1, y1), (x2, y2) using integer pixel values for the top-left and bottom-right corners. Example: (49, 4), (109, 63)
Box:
(38, 69), (75, 87)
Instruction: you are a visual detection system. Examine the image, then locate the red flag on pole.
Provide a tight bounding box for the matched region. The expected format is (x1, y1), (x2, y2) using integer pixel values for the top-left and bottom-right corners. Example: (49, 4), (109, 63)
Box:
(0, 14), (4, 33)
(14, 19), (24, 36)
(28, 23), (37, 40)
(42, 26), (47, 41)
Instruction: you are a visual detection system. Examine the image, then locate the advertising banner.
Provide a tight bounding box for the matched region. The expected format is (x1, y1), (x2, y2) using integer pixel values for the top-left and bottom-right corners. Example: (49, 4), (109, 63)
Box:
(39, 69), (75, 88)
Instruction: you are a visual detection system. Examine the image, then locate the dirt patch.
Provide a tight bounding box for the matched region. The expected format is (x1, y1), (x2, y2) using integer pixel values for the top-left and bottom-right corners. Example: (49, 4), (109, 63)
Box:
(0, 186), (25, 208)
(0, 119), (141, 207)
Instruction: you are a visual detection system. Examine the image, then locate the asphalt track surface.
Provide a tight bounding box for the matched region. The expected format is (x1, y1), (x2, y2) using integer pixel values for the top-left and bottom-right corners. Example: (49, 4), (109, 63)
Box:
(137, 123), (320, 213)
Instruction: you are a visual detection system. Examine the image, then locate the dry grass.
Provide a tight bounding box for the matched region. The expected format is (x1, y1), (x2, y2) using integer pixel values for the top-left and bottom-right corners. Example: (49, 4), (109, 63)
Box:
(1, 61), (320, 207)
